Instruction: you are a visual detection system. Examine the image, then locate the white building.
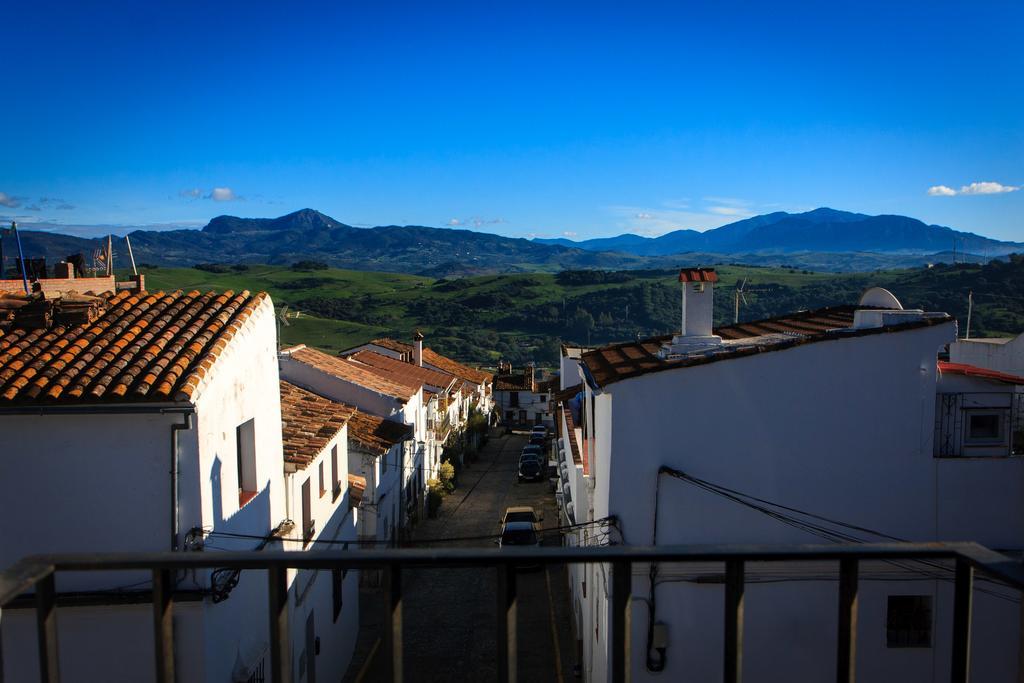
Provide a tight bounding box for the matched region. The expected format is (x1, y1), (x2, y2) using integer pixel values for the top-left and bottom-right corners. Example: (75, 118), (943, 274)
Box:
(341, 333), (494, 417)
(0, 288), (316, 682)
(277, 380), (364, 683)
(494, 361), (557, 428)
(558, 270), (1024, 683)
(345, 409), (414, 548)
(279, 345), (431, 533)
(950, 332), (1024, 378)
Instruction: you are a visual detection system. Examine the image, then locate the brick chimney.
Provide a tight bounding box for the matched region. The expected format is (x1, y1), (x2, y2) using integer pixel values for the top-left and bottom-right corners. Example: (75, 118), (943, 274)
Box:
(527, 363), (535, 391)
(413, 329), (424, 367)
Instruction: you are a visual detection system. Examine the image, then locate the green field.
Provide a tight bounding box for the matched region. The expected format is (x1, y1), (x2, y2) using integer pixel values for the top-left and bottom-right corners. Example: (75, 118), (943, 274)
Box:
(142, 257), (1024, 367)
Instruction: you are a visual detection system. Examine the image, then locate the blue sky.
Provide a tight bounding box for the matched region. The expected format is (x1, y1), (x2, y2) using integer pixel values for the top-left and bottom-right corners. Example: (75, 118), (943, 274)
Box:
(1, 1), (1021, 241)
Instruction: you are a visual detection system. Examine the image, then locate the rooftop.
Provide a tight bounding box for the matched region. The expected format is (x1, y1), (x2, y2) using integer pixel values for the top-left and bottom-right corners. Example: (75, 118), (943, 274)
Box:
(582, 305), (953, 388)
(356, 337), (492, 386)
(281, 345), (412, 401)
(279, 380), (356, 469)
(0, 289), (268, 404)
(348, 350), (458, 393)
(938, 361), (1024, 386)
(347, 410), (414, 454)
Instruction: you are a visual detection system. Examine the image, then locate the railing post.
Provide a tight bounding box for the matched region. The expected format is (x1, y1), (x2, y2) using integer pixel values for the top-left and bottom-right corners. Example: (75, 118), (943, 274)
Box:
(951, 558), (974, 683)
(723, 560), (744, 683)
(268, 565), (291, 683)
(384, 565), (403, 683)
(35, 573), (59, 683)
(152, 569), (175, 683)
(496, 564), (517, 683)
(612, 560), (632, 683)
(836, 559), (858, 683)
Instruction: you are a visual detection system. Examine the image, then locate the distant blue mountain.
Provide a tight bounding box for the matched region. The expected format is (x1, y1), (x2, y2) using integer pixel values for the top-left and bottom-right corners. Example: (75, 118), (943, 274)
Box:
(535, 207), (1023, 256)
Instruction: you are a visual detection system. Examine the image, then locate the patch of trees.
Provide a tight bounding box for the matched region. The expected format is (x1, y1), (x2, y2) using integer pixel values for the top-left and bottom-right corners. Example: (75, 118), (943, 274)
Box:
(278, 277), (333, 290)
(295, 296), (397, 326)
(291, 260), (329, 271)
(556, 270), (636, 286)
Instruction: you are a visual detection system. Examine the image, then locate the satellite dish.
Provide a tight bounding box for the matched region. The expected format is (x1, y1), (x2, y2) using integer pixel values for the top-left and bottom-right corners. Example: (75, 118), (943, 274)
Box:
(859, 287), (903, 310)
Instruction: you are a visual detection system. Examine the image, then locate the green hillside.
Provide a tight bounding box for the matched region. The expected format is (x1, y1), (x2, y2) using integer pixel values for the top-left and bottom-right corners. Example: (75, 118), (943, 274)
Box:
(142, 256), (1024, 367)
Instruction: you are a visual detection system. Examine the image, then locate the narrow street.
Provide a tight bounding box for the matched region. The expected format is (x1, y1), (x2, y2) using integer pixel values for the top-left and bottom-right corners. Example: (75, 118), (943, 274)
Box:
(344, 431), (576, 682)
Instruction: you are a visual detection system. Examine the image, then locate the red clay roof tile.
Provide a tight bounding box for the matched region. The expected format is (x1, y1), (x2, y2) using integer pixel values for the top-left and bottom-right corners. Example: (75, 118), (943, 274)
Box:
(0, 289), (269, 404)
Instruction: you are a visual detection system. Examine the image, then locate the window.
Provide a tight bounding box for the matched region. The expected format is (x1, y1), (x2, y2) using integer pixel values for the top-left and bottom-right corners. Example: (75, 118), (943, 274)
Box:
(236, 419), (257, 506)
(319, 461), (326, 497)
(331, 445), (341, 500)
(887, 596), (932, 648)
(301, 478), (313, 547)
(332, 568), (345, 622)
(510, 392), (519, 407)
(519, 410), (527, 424)
(967, 411), (1004, 444)
(506, 410), (515, 423)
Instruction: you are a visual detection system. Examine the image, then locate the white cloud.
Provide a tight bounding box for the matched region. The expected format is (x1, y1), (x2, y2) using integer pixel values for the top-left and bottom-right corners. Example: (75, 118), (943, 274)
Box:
(606, 196), (764, 236)
(208, 187), (239, 201)
(562, 231), (578, 238)
(207, 187), (239, 200)
(959, 181), (1019, 195)
(708, 205), (754, 217)
(928, 181), (1019, 196)
(702, 196), (749, 207)
(447, 218), (462, 226)
(179, 188), (203, 199)
(0, 192), (22, 208)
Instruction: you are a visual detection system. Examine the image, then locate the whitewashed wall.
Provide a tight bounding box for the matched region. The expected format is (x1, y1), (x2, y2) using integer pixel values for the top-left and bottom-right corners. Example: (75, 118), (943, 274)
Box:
(578, 322), (1024, 682)
(950, 334), (1024, 377)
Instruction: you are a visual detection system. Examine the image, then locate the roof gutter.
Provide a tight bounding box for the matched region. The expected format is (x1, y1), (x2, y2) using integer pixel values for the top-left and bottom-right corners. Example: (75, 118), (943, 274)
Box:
(171, 412), (195, 551)
(0, 404), (193, 416)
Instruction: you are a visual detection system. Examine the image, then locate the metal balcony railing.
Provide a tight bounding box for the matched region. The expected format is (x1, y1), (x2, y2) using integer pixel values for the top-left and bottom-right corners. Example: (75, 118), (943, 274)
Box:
(1, 542), (1023, 683)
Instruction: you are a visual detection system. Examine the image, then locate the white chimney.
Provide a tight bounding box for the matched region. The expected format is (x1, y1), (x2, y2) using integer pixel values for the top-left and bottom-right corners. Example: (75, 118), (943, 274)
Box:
(661, 268), (723, 357)
(413, 330), (424, 366)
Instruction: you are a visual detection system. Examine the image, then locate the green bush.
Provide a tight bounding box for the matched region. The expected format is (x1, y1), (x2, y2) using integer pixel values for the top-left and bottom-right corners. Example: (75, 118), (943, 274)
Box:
(439, 461), (456, 493)
(427, 478), (447, 517)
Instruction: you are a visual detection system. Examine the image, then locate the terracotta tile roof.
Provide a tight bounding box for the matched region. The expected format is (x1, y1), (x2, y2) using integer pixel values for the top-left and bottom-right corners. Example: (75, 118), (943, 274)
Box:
(555, 383), (583, 404)
(560, 402), (585, 472)
(354, 338), (491, 386)
(582, 305), (953, 388)
(716, 306), (858, 340)
(678, 268), (719, 283)
(349, 350), (457, 392)
(283, 345), (413, 401)
(0, 289), (268, 404)
(348, 473), (367, 506)
(938, 361), (1024, 386)
(347, 410), (413, 454)
(421, 348), (492, 386)
(366, 337), (411, 355)
(280, 381), (355, 469)
(494, 373), (534, 392)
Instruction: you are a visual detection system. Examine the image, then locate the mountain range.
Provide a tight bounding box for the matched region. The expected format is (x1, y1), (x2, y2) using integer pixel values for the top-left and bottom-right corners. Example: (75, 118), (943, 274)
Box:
(5, 207), (1021, 277)
(534, 207), (1022, 256)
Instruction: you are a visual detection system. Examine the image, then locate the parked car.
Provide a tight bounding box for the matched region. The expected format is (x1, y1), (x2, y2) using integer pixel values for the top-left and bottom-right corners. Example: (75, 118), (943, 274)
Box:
(521, 445), (543, 460)
(531, 425), (548, 437)
(529, 434), (547, 447)
(518, 456), (543, 482)
(498, 521), (540, 547)
(501, 505), (543, 527)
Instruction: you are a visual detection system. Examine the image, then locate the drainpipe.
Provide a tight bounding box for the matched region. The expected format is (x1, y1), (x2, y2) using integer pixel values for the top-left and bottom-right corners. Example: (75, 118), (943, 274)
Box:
(171, 413), (194, 551)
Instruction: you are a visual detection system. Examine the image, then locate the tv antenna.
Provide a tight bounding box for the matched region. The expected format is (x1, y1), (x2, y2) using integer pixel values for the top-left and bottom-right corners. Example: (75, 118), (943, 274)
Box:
(734, 278), (749, 324)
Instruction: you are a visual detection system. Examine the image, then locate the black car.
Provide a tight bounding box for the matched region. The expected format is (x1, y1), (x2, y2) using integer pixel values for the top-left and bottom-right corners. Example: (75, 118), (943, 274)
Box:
(518, 456), (543, 482)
